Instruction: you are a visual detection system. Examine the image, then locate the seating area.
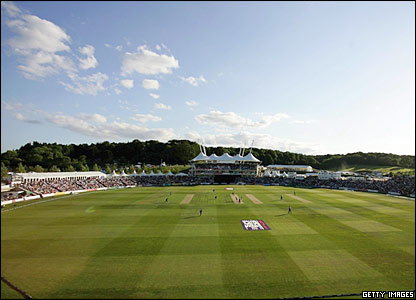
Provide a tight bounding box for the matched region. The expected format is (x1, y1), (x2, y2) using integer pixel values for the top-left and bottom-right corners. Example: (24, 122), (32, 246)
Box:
(3, 173), (414, 202)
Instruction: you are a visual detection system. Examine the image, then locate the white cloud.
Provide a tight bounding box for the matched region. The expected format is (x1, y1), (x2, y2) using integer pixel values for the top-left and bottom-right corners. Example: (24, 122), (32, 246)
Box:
(184, 131), (320, 154)
(7, 14), (71, 53)
(180, 75), (206, 87)
(289, 119), (313, 124)
(2, 100), (23, 111)
(195, 111), (289, 129)
(16, 50), (75, 79)
(1, 1), (21, 17)
(78, 44), (98, 70)
(154, 103), (171, 110)
(155, 44), (161, 51)
(14, 112), (42, 124)
(5, 11), (76, 79)
(46, 113), (176, 141)
(185, 100), (198, 110)
(142, 79), (160, 90)
(15, 112), (24, 120)
(185, 100), (198, 107)
(121, 45), (179, 76)
(149, 93), (160, 99)
(104, 43), (122, 52)
(130, 113), (162, 123)
(80, 113), (107, 123)
(161, 43), (170, 52)
(60, 72), (108, 96)
(120, 79), (134, 89)
(114, 88), (122, 95)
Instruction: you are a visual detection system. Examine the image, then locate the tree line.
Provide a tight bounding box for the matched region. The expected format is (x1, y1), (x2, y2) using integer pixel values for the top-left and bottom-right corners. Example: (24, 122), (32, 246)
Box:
(1, 139), (414, 175)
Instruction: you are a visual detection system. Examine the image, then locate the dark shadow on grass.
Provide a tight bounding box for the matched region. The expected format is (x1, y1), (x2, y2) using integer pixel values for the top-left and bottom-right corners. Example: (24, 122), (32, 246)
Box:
(183, 215), (199, 219)
(275, 213), (287, 217)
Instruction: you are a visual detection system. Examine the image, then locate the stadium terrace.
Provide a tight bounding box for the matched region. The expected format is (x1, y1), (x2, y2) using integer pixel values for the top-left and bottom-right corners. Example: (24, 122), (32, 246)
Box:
(189, 147), (261, 182)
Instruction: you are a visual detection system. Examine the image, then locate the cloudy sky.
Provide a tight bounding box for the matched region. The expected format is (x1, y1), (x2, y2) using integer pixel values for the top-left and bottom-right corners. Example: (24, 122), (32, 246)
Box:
(1, 1), (414, 155)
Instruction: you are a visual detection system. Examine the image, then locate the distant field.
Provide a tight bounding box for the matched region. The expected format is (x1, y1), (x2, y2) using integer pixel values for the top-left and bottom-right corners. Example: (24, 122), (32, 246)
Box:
(1, 186), (414, 299)
(332, 164), (415, 175)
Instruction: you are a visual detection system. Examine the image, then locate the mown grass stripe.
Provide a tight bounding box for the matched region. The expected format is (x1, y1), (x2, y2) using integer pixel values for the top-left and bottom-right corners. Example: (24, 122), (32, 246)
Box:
(1, 185), (414, 299)
(285, 194), (311, 203)
(245, 194), (263, 204)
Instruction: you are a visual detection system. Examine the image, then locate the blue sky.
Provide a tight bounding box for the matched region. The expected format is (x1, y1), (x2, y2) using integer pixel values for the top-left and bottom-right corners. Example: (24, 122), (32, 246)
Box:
(1, 1), (415, 155)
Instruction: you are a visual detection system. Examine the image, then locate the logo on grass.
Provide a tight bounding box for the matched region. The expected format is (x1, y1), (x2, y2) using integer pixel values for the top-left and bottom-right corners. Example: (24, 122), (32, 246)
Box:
(241, 220), (271, 230)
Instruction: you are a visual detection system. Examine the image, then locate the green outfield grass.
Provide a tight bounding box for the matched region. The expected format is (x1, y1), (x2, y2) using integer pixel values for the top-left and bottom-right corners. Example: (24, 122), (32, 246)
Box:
(1, 186), (414, 299)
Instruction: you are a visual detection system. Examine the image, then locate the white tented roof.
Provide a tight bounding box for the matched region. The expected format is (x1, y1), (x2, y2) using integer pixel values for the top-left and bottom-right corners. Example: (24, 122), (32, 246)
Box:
(208, 153), (219, 160)
(272, 170), (280, 177)
(167, 171), (174, 176)
(190, 151), (260, 163)
(111, 170), (119, 177)
(175, 172), (188, 176)
(131, 170), (138, 177)
(242, 153), (261, 162)
(267, 165), (313, 170)
(191, 152), (209, 161)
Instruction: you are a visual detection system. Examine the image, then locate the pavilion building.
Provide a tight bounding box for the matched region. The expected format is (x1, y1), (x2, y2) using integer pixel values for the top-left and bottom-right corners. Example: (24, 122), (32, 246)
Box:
(189, 148), (261, 183)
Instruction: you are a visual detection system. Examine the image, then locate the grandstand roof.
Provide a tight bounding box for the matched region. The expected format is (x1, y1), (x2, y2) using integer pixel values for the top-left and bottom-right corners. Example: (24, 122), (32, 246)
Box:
(267, 165), (312, 169)
(190, 152), (261, 163)
(175, 172), (188, 176)
(191, 152), (208, 161)
(242, 152), (261, 162)
(14, 171), (107, 181)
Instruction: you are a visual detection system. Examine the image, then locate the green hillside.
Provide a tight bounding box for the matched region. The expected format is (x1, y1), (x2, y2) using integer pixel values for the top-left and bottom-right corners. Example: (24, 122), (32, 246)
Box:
(329, 165), (415, 175)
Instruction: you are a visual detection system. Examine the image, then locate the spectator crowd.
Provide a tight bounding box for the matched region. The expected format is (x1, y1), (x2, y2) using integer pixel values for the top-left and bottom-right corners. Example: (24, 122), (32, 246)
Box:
(241, 175), (415, 197)
(3, 174), (414, 202)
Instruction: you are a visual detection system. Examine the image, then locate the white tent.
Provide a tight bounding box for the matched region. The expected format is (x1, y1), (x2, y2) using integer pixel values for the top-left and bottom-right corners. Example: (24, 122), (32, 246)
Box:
(148, 170), (156, 176)
(217, 153), (235, 163)
(131, 170), (138, 177)
(242, 153), (261, 162)
(234, 154), (244, 161)
(191, 152), (209, 161)
(190, 151), (261, 163)
(120, 170), (127, 176)
(175, 172), (188, 176)
(208, 153), (219, 160)
(110, 170), (119, 177)
(167, 170), (174, 176)
(139, 170), (147, 177)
